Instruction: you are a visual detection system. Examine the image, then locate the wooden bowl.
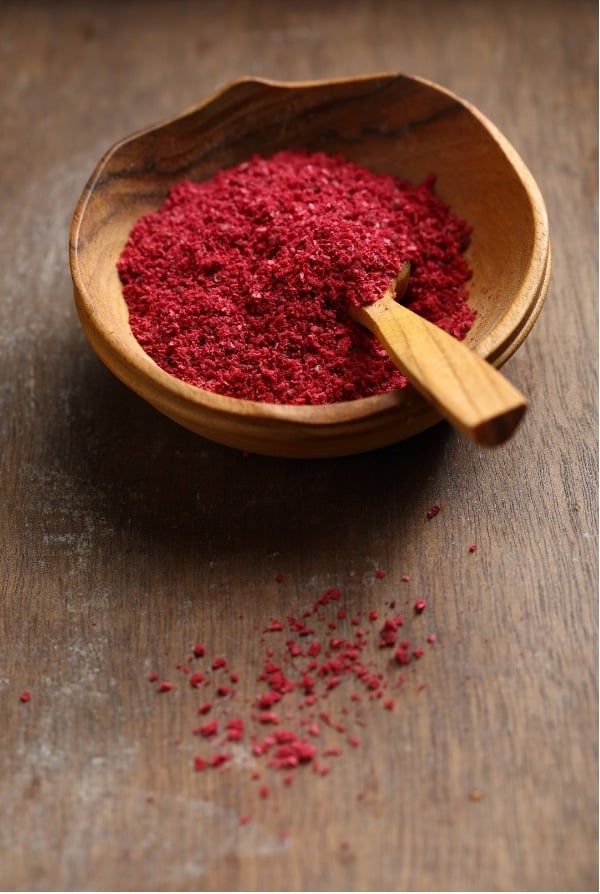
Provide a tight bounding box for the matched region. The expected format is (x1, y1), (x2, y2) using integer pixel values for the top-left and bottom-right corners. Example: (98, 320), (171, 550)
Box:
(69, 74), (550, 458)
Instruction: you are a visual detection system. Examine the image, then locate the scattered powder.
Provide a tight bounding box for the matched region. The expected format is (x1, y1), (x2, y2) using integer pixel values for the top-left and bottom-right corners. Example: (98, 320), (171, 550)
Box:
(147, 568), (438, 825)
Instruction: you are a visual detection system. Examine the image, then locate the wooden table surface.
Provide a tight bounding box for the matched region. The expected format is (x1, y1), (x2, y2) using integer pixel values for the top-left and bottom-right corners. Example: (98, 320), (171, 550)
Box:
(1, 1), (597, 891)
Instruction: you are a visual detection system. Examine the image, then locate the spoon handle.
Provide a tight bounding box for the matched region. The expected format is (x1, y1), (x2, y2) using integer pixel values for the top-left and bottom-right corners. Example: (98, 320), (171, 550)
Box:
(351, 295), (527, 447)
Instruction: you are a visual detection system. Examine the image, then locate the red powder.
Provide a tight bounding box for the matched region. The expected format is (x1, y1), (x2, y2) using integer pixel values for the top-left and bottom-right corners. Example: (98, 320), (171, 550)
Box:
(19, 691), (31, 703)
(258, 710), (280, 725)
(155, 563), (447, 821)
(157, 681), (173, 693)
(211, 657), (227, 670)
(198, 720), (219, 737)
(395, 648), (411, 666)
(118, 151), (474, 404)
(414, 599), (427, 614)
(226, 718), (244, 741)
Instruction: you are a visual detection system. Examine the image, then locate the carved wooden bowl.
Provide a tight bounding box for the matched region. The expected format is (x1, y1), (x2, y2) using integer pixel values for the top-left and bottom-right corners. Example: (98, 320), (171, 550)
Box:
(69, 74), (550, 458)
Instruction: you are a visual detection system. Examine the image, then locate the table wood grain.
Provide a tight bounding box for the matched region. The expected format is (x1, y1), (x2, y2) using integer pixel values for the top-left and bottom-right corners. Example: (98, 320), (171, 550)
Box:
(1, 1), (597, 890)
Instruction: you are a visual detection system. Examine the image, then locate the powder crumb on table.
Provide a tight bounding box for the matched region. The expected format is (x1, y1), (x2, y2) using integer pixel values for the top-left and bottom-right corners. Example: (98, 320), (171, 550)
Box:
(146, 568), (448, 821)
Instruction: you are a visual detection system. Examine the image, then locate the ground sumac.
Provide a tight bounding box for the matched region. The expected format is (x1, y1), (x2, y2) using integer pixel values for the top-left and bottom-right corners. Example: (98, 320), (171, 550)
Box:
(118, 151), (474, 404)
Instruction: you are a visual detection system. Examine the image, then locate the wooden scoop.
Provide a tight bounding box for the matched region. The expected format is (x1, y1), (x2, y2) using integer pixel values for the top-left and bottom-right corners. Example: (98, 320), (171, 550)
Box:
(349, 262), (528, 447)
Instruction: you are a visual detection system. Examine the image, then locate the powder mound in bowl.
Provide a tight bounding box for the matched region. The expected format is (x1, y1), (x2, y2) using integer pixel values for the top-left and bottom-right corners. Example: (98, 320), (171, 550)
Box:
(117, 151), (474, 405)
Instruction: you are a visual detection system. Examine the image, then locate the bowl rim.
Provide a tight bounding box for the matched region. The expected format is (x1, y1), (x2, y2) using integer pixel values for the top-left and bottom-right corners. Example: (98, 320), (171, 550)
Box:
(69, 72), (551, 434)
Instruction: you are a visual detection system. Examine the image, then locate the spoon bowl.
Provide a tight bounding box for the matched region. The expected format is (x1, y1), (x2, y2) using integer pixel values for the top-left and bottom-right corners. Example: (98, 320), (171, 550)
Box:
(69, 74), (550, 458)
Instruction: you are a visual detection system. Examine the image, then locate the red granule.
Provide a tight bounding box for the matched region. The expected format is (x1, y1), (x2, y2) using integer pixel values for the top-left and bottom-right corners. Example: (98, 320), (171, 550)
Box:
(198, 720), (219, 737)
(402, 575), (411, 582)
(211, 657), (227, 670)
(147, 672), (158, 682)
(197, 701), (212, 715)
(259, 785), (270, 799)
(414, 599), (427, 613)
(189, 672), (204, 688)
(427, 505), (441, 519)
(469, 543), (477, 553)
(216, 684), (231, 698)
(324, 746), (342, 757)
(375, 570), (386, 579)
(118, 151), (474, 405)
(258, 710), (280, 725)
(226, 718), (244, 741)
(192, 643), (206, 658)
(255, 692), (281, 709)
(19, 691), (31, 703)
(379, 615), (404, 648)
(158, 681), (174, 692)
(427, 633), (437, 645)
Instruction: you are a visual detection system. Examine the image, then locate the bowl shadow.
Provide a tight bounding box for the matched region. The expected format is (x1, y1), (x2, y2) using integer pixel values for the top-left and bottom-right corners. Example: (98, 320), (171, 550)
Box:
(56, 326), (454, 564)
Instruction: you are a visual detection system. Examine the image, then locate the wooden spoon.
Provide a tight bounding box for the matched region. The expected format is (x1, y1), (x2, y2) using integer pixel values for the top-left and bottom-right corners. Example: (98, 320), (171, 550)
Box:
(349, 262), (528, 447)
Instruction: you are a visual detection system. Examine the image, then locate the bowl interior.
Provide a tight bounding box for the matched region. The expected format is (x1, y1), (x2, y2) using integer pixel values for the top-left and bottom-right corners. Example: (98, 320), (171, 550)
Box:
(70, 74), (550, 457)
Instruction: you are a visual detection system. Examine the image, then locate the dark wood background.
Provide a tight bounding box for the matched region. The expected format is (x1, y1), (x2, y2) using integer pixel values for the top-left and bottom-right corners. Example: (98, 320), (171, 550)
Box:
(1, 1), (597, 890)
